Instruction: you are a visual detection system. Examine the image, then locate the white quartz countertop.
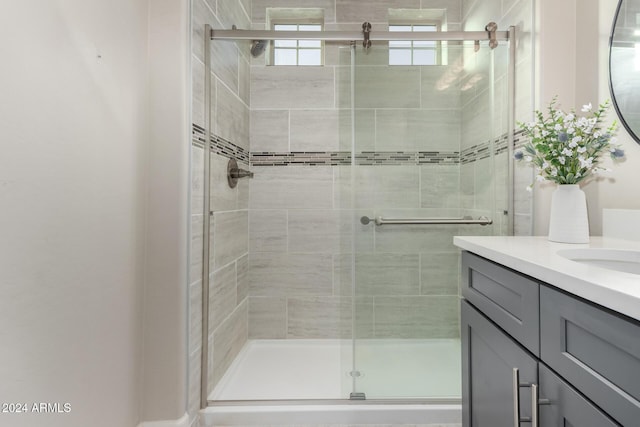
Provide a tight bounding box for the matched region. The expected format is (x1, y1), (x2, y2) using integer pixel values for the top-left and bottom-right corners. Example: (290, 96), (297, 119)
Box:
(454, 236), (640, 322)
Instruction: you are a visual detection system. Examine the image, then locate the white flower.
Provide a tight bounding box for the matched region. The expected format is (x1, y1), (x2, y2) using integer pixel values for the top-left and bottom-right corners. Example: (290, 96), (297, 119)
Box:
(551, 168), (558, 176)
(579, 156), (594, 169)
(554, 124), (563, 131)
(525, 155), (533, 162)
(561, 148), (573, 156)
(567, 127), (575, 134)
(542, 161), (550, 169)
(594, 131), (601, 138)
(577, 146), (587, 153)
(559, 156), (566, 165)
(581, 103), (592, 112)
(564, 113), (575, 122)
(536, 174), (546, 182)
(541, 130), (549, 137)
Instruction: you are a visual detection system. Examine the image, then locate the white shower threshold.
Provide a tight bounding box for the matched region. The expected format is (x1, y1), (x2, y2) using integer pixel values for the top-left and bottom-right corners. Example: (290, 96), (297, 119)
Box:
(210, 338), (461, 401)
(203, 338), (461, 425)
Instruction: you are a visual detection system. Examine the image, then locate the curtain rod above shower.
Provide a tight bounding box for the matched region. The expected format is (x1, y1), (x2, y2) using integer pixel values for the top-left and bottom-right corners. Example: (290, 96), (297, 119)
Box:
(209, 29), (510, 43)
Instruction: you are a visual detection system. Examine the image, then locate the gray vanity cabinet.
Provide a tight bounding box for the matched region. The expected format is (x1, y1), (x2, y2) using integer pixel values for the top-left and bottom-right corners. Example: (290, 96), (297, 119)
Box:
(461, 251), (634, 427)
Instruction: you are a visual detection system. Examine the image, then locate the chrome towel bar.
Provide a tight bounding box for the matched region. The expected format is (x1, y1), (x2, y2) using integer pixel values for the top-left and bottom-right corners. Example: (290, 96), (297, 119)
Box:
(360, 215), (493, 226)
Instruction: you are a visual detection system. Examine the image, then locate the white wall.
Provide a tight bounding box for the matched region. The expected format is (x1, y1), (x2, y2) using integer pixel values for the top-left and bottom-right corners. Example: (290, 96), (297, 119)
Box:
(0, 1), (189, 426)
(533, 0), (640, 235)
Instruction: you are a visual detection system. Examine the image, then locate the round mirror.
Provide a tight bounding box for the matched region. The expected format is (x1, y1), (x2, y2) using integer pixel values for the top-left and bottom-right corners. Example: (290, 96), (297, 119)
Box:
(610, 0), (640, 144)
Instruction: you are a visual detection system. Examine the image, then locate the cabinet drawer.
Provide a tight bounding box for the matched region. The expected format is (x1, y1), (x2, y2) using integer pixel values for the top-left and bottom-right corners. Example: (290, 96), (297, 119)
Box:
(539, 363), (619, 427)
(461, 251), (540, 355)
(541, 285), (640, 427)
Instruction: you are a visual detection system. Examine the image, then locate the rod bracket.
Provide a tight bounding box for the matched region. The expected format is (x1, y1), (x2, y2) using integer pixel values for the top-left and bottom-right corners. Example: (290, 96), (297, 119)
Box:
(362, 22), (372, 50)
(485, 21), (498, 49)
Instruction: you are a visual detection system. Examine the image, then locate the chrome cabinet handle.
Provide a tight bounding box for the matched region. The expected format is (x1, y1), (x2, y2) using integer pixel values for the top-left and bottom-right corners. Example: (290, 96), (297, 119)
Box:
(513, 373), (551, 427)
(531, 383), (551, 427)
(513, 368), (521, 427)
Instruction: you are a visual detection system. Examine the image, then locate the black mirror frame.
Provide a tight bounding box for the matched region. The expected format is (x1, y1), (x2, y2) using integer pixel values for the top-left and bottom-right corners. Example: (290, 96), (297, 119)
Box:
(609, 0), (640, 144)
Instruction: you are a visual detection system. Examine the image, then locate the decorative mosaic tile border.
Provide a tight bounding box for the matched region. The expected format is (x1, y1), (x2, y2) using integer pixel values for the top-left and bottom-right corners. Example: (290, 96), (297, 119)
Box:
(251, 151), (352, 167)
(192, 124), (250, 164)
(192, 124), (524, 167)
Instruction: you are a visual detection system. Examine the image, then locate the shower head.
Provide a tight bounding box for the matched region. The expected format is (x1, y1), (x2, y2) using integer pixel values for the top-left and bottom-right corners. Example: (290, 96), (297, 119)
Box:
(250, 40), (268, 58)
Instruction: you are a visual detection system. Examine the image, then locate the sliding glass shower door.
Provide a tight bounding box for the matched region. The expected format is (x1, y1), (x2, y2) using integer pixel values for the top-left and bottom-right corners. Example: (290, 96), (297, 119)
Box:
(338, 41), (511, 400)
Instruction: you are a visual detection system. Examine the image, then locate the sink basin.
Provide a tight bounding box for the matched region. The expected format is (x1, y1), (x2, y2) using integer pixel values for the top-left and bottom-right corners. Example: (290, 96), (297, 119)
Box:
(557, 248), (640, 275)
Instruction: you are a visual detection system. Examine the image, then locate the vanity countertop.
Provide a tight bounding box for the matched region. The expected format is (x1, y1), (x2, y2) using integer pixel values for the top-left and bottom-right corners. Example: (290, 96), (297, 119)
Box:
(454, 236), (640, 322)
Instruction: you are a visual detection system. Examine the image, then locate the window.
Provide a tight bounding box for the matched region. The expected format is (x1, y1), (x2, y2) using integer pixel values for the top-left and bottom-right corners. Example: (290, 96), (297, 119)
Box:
(389, 24), (439, 66)
(273, 23), (323, 66)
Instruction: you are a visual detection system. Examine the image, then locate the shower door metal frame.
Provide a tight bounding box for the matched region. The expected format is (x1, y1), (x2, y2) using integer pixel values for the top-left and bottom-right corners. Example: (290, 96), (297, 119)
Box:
(201, 25), (517, 408)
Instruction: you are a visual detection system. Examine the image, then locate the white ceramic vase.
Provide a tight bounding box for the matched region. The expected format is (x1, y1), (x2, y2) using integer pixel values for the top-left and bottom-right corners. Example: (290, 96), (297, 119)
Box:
(548, 184), (590, 244)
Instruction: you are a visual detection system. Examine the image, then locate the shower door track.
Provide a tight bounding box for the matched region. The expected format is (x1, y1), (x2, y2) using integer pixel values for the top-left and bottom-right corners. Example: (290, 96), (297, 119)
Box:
(210, 29), (510, 43)
(207, 398), (461, 406)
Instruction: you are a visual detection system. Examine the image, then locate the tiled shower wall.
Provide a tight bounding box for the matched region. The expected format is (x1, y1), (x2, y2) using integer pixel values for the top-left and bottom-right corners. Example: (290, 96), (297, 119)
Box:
(189, 0), (252, 423)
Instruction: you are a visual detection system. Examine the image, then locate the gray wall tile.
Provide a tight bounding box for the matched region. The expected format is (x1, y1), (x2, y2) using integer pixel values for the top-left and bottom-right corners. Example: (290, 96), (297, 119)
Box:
(421, 66), (462, 110)
(345, 67), (421, 109)
(420, 164), (461, 209)
(250, 110), (289, 152)
(191, 215), (204, 284)
(336, 0), (420, 23)
(192, 57), (206, 128)
(190, 280), (203, 353)
(213, 210), (248, 268)
(335, 253), (420, 296)
(290, 110), (340, 152)
(251, 0), (336, 23)
(217, 0), (251, 30)
(212, 300), (248, 387)
(209, 262), (237, 329)
(249, 252), (333, 297)
(251, 67), (335, 109)
(210, 153), (238, 212)
(376, 109), (461, 152)
(217, 82), (250, 150)
(249, 296), (287, 339)
(249, 167), (333, 209)
(374, 296), (459, 338)
(249, 210), (288, 252)
(420, 252), (460, 295)
(211, 39), (239, 94)
(192, 145), (205, 215)
(287, 297), (351, 339)
(288, 209), (347, 253)
(237, 254), (249, 304)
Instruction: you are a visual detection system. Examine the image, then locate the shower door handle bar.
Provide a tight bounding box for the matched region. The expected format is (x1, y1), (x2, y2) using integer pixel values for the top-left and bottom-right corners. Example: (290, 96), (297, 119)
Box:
(360, 216), (493, 226)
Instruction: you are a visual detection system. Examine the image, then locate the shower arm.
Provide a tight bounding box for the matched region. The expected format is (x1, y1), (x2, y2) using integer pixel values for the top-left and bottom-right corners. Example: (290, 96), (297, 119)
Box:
(360, 215), (493, 226)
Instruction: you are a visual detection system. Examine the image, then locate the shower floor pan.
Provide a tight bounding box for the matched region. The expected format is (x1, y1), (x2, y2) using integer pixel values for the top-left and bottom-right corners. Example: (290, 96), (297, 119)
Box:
(204, 338), (461, 425)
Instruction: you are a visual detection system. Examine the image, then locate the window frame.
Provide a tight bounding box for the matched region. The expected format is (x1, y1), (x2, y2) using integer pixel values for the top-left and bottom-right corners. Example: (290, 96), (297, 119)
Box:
(388, 22), (442, 66)
(271, 19), (324, 66)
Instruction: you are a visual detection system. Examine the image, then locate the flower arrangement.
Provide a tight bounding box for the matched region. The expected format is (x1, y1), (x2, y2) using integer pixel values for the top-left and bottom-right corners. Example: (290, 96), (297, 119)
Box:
(515, 98), (624, 190)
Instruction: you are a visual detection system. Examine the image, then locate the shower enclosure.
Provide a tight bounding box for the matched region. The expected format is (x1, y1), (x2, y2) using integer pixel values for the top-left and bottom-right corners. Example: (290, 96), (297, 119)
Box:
(199, 23), (515, 413)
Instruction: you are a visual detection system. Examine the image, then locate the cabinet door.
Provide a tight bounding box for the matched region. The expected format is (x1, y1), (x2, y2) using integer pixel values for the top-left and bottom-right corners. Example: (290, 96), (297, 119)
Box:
(540, 286), (640, 427)
(539, 364), (619, 427)
(462, 300), (537, 427)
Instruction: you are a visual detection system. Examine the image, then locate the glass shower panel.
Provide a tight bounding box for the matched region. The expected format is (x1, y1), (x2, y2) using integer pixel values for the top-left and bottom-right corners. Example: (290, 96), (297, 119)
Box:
(343, 41), (510, 400)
